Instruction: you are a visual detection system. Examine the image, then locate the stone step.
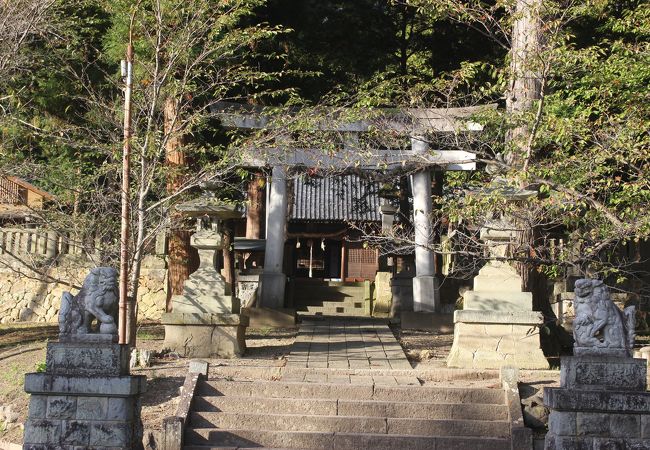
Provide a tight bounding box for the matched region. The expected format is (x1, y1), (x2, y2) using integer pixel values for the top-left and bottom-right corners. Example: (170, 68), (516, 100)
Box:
(296, 298), (366, 308)
(184, 429), (510, 450)
(185, 447), (310, 450)
(192, 396), (508, 420)
(188, 412), (510, 437)
(293, 288), (364, 298)
(298, 306), (365, 316)
(293, 293), (365, 303)
(206, 364), (504, 383)
(198, 380), (505, 404)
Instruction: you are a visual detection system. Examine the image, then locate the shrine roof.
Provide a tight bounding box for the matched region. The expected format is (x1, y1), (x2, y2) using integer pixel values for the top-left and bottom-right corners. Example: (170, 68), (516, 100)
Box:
(291, 174), (381, 222)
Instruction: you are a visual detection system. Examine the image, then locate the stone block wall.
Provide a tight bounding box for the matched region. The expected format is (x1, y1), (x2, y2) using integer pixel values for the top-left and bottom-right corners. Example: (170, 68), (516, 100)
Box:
(24, 342), (146, 449)
(549, 411), (650, 443)
(25, 393), (142, 448)
(545, 356), (650, 449)
(0, 256), (167, 324)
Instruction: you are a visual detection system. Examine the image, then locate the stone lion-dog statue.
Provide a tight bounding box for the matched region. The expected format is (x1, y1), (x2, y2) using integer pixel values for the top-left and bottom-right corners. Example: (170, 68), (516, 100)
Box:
(58, 267), (119, 337)
(573, 278), (635, 356)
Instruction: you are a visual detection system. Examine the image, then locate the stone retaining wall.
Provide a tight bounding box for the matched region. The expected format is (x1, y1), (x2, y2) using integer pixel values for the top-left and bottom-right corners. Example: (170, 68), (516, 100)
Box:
(0, 255), (167, 324)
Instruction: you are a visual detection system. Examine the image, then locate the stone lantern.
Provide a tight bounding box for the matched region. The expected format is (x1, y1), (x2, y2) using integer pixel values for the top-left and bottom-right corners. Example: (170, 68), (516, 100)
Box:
(160, 194), (247, 358)
(447, 182), (549, 369)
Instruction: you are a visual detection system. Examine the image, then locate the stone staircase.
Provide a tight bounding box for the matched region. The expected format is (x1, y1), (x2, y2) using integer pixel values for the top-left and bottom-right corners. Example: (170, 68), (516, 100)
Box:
(182, 378), (512, 450)
(292, 281), (368, 317)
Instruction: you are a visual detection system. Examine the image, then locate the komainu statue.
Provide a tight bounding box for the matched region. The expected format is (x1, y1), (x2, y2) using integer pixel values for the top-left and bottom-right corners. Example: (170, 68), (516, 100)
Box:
(573, 278), (635, 356)
(58, 267), (119, 337)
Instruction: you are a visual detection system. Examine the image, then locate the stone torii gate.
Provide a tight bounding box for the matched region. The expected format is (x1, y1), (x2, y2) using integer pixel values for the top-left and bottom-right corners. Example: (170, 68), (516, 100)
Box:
(211, 102), (494, 314)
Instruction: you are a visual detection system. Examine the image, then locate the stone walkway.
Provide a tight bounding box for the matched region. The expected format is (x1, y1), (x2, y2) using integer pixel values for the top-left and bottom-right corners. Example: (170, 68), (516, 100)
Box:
(283, 319), (418, 385)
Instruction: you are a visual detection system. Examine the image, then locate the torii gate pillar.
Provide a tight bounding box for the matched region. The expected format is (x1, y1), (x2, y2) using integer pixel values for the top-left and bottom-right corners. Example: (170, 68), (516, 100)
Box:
(259, 165), (288, 308)
(411, 136), (440, 312)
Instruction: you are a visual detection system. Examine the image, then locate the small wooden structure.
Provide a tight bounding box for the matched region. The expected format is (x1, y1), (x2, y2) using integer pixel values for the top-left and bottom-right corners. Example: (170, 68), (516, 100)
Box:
(0, 176), (54, 223)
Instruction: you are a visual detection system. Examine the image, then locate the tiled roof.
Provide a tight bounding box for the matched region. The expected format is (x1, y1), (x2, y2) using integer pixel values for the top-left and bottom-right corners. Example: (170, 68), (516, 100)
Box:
(291, 174), (381, 222)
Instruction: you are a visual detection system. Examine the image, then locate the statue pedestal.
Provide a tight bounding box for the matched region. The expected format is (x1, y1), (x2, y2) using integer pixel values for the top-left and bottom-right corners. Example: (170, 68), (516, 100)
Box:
(545, 356), (650, 449)
(162, 228), (248, 358)
(23, 339), (145, 449)
(447, 224), (548, 369)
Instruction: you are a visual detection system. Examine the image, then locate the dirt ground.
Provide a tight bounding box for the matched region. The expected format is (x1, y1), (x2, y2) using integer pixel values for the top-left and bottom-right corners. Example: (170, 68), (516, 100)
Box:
(392, 325), (454, 366)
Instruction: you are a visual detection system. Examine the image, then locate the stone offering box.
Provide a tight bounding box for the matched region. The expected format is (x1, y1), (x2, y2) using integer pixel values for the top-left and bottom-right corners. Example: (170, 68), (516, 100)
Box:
(23, 335), (146, 449)
(544, 356), (650, 449)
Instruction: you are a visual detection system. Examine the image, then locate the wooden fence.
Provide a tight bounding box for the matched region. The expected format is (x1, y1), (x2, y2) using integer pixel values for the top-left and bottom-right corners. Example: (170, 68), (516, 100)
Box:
(0, 227), (96, 258)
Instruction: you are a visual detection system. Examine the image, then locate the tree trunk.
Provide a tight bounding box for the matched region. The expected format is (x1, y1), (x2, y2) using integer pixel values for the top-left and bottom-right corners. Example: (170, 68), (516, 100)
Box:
(506, 0), (546, 306)
(506, 0), (542, 167)
(244, 173), (264, 269)
(246, 173), (264, 239)
(164, 96), (195, 310)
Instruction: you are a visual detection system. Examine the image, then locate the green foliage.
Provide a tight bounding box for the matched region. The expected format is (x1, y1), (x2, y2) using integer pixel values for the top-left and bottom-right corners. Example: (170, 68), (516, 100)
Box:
(35, 361), (47, 373)
(1, 0), (648, 288)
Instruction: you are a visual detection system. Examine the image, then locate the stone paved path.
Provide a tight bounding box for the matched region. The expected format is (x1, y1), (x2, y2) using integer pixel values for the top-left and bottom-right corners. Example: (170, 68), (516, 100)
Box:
(283, 319), (419, 385)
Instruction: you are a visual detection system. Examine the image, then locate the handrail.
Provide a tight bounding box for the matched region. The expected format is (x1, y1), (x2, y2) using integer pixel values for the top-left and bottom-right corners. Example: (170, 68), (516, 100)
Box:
(162, 360), (209, 450)
(501, 366), (533, 450)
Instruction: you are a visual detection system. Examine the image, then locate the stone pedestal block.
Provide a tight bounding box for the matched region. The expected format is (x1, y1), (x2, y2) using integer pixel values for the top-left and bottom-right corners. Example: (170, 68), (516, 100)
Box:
(46, 341), (129, 377)
(259, 271), (286, 309)
(23, 343), (145, 450)
(463, 290), (532, 311)
(545, 357), (650, 449)
(390, 276), (413, 314)
(560, 356), (647, 391)
(447, 310), (549, 369)
(161, 312), (248, 358)
(373, 273), (392, 316)
(412, 275), (439, 313)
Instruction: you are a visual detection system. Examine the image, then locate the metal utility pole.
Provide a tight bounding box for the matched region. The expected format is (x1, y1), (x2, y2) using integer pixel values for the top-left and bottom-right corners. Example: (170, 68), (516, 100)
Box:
(119, 40), (134, 346)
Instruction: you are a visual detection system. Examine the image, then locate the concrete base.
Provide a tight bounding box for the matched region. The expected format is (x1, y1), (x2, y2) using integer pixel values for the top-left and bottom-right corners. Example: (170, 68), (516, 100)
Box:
(241, 307), (296, 328)
(446, 310), (549, 369)
(161, 312), (248, 358)
(545, 357), (650, 449)
(23, 341), (145, 449)
(259, 272), (286, 309)
(400, 311), (454, 333)
(412, 275), (439, 313)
